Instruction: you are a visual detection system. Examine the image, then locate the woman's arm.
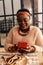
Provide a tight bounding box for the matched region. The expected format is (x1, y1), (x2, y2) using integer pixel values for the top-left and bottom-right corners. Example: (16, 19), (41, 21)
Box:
(4, 28), (15, 52)
(35, 28), (43, 47)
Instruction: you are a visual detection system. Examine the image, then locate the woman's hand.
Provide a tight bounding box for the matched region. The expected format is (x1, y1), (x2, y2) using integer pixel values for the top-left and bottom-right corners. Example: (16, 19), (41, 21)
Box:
(8, 44), (18, 52)
(18, 46), (36, 53)
(8, 46), (15, 52)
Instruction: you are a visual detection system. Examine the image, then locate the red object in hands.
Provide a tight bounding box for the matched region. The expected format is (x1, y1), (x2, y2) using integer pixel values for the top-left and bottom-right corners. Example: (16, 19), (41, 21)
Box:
(18, 42), (27, 49)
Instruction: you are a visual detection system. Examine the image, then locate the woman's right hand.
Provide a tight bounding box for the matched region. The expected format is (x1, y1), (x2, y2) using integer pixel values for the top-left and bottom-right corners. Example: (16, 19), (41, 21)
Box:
(8, 46), (15, 52)
(8, 44), (18, 52)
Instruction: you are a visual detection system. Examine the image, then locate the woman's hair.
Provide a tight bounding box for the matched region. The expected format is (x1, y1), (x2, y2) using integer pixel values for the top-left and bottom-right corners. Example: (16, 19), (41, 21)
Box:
(16, 8), (31, 15)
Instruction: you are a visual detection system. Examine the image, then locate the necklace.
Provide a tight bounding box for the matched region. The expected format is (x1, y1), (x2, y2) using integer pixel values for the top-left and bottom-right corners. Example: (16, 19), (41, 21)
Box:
(18, 30), (29, 36)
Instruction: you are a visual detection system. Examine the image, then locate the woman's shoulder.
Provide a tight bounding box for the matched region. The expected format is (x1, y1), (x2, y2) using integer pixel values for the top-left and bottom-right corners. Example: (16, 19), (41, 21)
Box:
(11, 25), (19, 30)
(9, 25), (19, 33)
(30, 25), (40, 30)
(30, 25), (41, 34)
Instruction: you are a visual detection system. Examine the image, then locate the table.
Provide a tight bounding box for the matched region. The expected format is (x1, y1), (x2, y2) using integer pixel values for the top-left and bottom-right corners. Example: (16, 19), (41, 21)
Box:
(0, 48), (43, 65)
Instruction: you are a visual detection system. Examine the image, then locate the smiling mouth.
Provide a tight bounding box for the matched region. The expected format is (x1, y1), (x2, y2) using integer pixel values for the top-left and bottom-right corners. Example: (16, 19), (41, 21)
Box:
(22, 25), (28, 29)
(22, 25), (26, 28)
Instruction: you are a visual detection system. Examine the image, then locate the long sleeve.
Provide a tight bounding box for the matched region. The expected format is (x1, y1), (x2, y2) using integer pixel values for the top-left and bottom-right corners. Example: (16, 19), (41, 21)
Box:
(4, 28), (14, 51)
(35, 28), (43, 47)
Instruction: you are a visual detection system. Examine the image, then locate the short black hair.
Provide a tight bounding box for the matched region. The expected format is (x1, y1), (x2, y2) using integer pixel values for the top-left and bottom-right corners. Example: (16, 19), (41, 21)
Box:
(16, 8), (31, 15)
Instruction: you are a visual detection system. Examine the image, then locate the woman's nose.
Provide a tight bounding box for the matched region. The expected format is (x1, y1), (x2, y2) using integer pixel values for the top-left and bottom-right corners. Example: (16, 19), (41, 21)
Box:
(22, 20), (25, 24)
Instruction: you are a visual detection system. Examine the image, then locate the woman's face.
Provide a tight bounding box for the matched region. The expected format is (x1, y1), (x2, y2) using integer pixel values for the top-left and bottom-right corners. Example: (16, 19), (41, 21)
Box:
(17, 14), (30, 31)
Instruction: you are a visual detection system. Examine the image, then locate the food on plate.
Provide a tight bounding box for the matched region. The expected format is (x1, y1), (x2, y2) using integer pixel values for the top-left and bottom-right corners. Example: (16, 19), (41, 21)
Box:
(5, 54), (27, 65)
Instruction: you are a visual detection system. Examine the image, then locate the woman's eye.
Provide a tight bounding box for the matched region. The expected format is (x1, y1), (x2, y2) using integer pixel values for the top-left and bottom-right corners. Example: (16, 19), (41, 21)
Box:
(17, 19), (22, 22)
(24, 19), (28, 22)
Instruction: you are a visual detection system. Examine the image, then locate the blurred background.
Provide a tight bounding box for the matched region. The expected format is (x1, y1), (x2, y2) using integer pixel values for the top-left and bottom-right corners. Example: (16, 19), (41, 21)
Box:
(0, 0), (43, 47)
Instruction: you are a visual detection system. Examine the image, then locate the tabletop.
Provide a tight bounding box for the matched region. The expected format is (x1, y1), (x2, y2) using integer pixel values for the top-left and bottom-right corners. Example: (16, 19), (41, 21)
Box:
(0, 48), (43, 65)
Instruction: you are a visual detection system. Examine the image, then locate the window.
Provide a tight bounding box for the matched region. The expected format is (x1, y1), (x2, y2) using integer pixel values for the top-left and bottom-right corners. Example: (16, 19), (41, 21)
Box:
(0, 0), (21, 47)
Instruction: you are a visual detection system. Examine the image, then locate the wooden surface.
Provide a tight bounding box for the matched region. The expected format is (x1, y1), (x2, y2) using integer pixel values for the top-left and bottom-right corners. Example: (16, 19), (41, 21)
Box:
(0, 48), (43, 65)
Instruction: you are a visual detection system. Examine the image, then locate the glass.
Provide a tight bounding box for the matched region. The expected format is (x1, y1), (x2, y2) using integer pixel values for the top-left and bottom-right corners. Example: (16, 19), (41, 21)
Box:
(0, 1), (4, 15)
(13, 0), (21, 14)
(38, 14), (42, 28)
(38, 0), (42, 13)
(5, 0), (12, 15)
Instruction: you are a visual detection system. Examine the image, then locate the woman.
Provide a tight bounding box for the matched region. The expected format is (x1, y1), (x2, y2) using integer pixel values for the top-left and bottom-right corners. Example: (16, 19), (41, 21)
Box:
(4, 8), (43, 52)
